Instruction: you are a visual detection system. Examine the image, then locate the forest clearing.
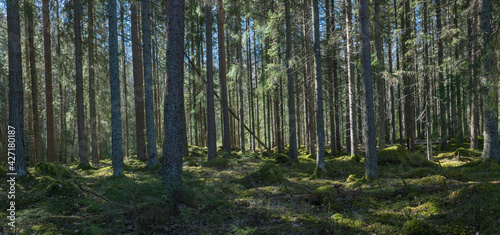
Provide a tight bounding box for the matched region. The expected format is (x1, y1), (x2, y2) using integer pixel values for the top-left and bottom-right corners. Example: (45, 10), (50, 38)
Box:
(1, 0), (500, 234)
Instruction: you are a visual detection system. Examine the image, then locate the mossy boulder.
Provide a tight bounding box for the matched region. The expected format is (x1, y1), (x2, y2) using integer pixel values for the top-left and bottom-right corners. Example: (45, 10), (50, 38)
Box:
(420, 175), (447, 186)
(201, 157), (230, 169)
(33, 176), (79, 197)
(378, 145), (409, 165)
(402, 219), (437, 235)
(273, 153), (289, 164)
(34, 162), (71, 179)
(251, 163), (287, 184)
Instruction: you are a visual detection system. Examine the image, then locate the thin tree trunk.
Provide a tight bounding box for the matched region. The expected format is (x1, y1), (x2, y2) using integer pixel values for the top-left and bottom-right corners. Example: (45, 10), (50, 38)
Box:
(285, 0), (298, 162)
(131, 3), (147, 161)
(346, 0), (358, 156)
(423, 1), (433, 160)
(206, 0), (216, 161)
(27, 2), (42, 164)
(42, 0), (56, 162)
(89, 0), (98, 165)
(373, 0), (386, 150)
(359, 0), (378, 179)
(75, 0), (89, 166)
(217, 0), (231, 156)
(121, 1), (129, 158)
(142, 0), (158, 167)
(436, 0), (447, 151)
(312, 0), (325, 172)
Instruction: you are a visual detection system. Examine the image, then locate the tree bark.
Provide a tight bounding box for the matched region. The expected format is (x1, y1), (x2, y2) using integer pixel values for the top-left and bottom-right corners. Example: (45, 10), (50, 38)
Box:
(359, 0), (378, 179)
(217, 0), (231, 156)
(131, 3), (147, 161)
(75, 0), (89, 166)
(436, 0), (447, 151)
(89, 0), (98, 165)
(312, 0), (325, 172)
(42, 0), (56, 162)
(479, 0), (499, 162)
(285, 0), (298, 162)
(206, 0), (216, 161)
(142, 0), (159, 167)
(346, 0), (358, 156)
(120, 1), (129, 159)
(163, 0), (185, 214)
(7, 0), (27, 176)
(373, 0), (386, 150)
(109, 0), (124, 176)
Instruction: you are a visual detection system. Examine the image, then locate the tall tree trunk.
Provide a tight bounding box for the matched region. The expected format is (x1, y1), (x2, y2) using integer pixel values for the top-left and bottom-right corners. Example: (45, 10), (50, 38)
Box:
(326, 0), (337, 156)
(423, 1), (433, 160)
(121, 1), (129, 158)
(89, 0), (98, 165)
(402, 0), (414, 152)
(27, 1), (42, 164)
(373, 0), (386, 150)
(142, 0), (158, 167)
(285, 0), (298, 162)
(436, 0), (447, 151)
(359, 0), (378, 179)
(206, 0), (216, 161)
(132, 3), (147, 161)
(42, 0), (56, 162)
(109, 0), (124, 176)
(346, 0), (358, 156)
(312, 0), (325, 172)
(7, 0), (27, 176)
(75, 0), (89, 166)
(479, 0), (499, 162)
(163, 0), (185, 214)
(217, 0), (231, 156)
(236, 6), (245, 154)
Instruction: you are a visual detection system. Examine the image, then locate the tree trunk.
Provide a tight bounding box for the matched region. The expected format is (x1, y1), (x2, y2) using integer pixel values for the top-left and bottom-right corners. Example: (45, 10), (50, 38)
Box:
(42, 0), (56, 162)
(120, 1), (129, 159)
(346, 0), (358, 156)
(217, 0), (231, 156)
(359, 0), (378, 179)
(206, 0), (216, 161)
(373, 0), (386, 150)
(423, 1), (433, 160)
(142, 0), (158, 167)
(75, 0), (89, 166)
(436, 0), (447, 151)
(285, 0), (298, 162)
(163, 0), (185, 214)
(312, 0), (325, 172)
(89, 0), (98, 165)
(402, 0), (414, 152)
(7, 0), (27, 176)
(131, 3), (147, 161)
(109, 0), (124, 176)
(26, 1), (42, 164)
(479, 0), (499, 162)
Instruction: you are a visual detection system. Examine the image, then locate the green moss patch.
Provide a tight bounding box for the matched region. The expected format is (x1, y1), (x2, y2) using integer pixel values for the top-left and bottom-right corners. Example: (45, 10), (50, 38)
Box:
(34, 162), (72, 179)
(402, 219), (437, 235)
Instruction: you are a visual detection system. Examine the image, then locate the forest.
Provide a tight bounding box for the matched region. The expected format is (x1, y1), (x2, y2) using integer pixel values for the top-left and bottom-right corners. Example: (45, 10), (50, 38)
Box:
(0, 0), (500, 233)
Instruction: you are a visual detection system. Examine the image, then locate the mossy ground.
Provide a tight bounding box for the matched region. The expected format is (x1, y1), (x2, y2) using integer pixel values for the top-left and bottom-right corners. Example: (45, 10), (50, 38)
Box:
(0, 141), (499, 234)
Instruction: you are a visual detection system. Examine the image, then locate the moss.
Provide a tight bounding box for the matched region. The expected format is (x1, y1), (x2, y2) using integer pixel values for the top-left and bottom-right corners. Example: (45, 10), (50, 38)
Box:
(34, 162), (72, 179)
(311, 167), (327, 179)
(420, 175), (447, 186)
(251, 163), (287, 184)
(454, 148), (482, 158)
(402, 168), (434, 178)
(44, 179), (79, 197)
(273, 153), (289, 164)
(346, 174), (358, 182)
(402, 219), (436, 235)
(445, 183), (500, 234)
(201, 157), (230, 169)
(407, 153), (435, 167)
(378, 145), (409, 165)
(0, 166), (7, 177)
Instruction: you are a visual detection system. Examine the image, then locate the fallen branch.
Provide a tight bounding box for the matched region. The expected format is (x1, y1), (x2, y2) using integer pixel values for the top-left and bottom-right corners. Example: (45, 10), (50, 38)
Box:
(73, 179), (110, 202)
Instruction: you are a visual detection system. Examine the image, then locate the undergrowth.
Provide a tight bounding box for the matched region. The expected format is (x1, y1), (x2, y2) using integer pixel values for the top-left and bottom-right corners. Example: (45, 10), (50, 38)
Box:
(0, 142), (499, 234)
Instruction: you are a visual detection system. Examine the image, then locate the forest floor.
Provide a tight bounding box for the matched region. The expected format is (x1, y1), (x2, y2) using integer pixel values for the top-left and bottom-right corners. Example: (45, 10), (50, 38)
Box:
(1, 139), (500, 234)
